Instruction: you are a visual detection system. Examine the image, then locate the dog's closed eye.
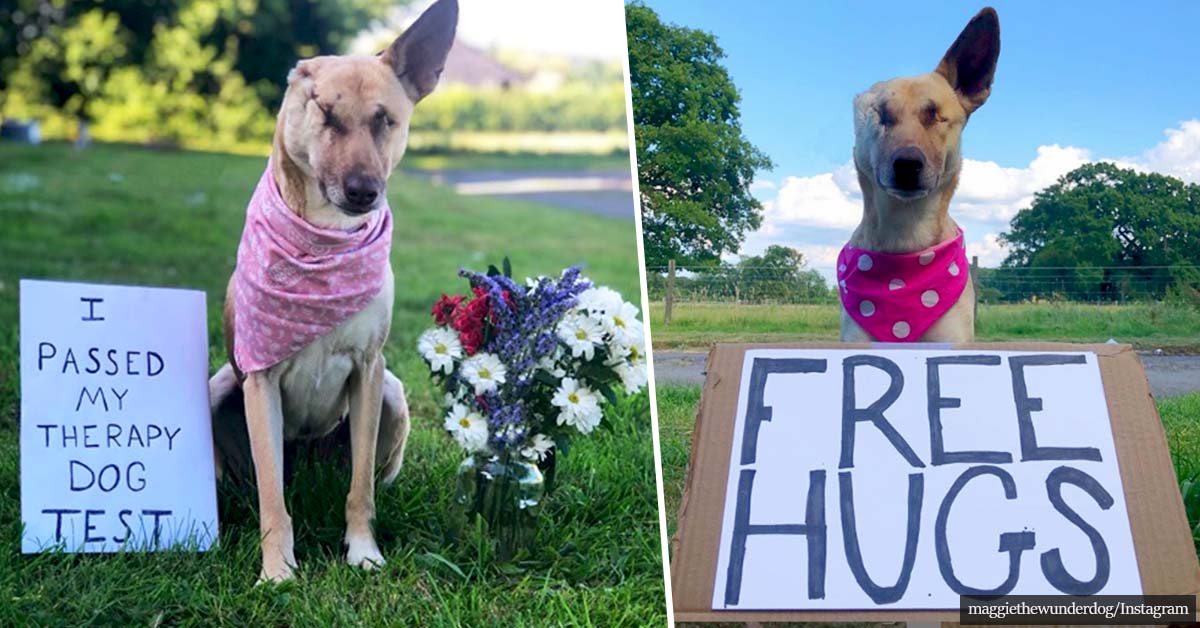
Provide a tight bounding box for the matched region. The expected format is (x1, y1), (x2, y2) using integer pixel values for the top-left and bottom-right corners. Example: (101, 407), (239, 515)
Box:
(877, 103), (896, 127)
(312, 98), (345, 134)
(921, 102), (940, 126)
(371, 108), (395, 134)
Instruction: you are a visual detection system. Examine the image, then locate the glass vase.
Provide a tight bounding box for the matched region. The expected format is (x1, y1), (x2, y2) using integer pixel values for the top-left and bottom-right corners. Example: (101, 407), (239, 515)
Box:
(452, 453), (545, 560)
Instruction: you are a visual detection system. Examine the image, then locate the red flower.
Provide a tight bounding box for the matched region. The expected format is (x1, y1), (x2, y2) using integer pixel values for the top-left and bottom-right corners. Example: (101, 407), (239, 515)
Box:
(452, 287), (491, 355)
(431, 293), (465, 326)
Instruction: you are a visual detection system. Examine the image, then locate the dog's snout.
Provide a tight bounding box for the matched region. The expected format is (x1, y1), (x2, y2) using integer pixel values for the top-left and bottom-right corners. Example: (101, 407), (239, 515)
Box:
(890, 147), (926, 192)
(343, 173), (382, 210)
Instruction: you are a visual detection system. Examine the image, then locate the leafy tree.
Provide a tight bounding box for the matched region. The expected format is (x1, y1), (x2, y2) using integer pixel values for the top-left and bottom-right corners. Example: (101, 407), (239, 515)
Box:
(731, 245), (829, 303)
(0, 0), (393, 148)
(626, 3), (772, 272)
(1000, 162), (1200, 300)
(644, 245), (829, 303)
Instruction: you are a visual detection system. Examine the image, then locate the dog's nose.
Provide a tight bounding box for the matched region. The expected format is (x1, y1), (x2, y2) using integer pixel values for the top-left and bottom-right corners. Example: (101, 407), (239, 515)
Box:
(343, 173), (382, 209)
(890, 147), (926, 191)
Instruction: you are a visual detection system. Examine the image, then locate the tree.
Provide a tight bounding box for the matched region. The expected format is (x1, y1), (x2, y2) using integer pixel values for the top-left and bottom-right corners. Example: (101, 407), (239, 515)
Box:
(626, 3), (772, 272)
(1000, 162), (1200, 300)
(0, 0), (394, 148)
(732, 245), (829, 303)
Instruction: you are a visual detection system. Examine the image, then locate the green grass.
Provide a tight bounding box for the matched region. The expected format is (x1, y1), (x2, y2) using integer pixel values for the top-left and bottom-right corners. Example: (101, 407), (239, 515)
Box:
(649, 302), (1200, 351)
(0, 142), (661, 625)
(658, 386), (1200, 563)
(1162, 394), (1200, 554)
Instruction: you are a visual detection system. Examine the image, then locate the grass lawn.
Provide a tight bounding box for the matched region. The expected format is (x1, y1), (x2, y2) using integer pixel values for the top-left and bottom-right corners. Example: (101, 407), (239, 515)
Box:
(648, 302), (1200, 352)
(0, 142), (661, 625)
(657, 386), (1200, 561)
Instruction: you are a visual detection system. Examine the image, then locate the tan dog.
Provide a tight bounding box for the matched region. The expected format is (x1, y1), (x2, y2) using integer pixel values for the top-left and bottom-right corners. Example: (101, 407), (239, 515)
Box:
(207, 0), (458, 582)
(841, 7), (999, 343)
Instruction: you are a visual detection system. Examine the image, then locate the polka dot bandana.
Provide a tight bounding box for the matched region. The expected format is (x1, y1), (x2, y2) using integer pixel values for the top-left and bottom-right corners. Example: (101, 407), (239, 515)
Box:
(233, 160), (393, 373)
(837, 229), (968, 342)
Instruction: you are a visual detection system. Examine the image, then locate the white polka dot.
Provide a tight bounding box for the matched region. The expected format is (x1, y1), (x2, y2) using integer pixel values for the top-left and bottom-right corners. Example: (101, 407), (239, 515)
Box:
(921, 290), (939, 307)
(859, 300), (875, 316)
(838, 264), (846, 272)
(857, 254), (873, 271)
(889, 278), (905, 291)
(948, 261), (960, 276)
(893, 321), (911, 339)
(919, 251), (935, 265)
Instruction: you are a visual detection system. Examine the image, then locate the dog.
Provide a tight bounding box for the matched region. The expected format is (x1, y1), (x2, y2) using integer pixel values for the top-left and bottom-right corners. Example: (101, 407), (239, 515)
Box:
(838, 7), (999, 343)
(207, 0), (458, 582)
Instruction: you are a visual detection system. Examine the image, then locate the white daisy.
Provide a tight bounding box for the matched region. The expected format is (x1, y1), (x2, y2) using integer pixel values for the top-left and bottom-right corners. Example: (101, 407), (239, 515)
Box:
(615, 360), (648, 394)
(443, 404), (488, 452)
(603, 301), (644, 348)
(551, 377), (603, 434)
(417, 327), (462, 375)
(520, 433), (555, 462)
(606, 342), (648, 394)
(577, 286), (623, 317)
(536, 354), (567, 379)
(556, 314), (605, 361)
(460, 352), (507, 395)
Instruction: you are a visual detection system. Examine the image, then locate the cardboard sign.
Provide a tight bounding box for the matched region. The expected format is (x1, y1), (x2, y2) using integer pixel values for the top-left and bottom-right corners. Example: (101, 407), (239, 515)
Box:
(20, 280), (218, 552)
(671, 343), (1200, 623)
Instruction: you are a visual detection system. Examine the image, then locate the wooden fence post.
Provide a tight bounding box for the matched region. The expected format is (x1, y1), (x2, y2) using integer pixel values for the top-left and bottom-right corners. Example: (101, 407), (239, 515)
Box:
(665, 259), (676, 326)
(971, 255), (980, 321)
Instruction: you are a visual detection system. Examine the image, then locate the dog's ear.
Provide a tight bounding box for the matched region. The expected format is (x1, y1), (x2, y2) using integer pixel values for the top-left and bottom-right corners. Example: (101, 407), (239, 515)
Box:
(382, 0), (459, 102)
(935, 7), (1000, 114)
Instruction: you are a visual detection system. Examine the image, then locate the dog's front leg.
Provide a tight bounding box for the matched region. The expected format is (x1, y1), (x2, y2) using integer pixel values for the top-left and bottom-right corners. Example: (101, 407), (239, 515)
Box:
(345, 353), (386, 569)
(244, 372), (297, 582)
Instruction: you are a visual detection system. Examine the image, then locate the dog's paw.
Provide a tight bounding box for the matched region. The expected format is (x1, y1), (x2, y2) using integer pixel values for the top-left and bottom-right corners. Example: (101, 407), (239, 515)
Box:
(257, 562), (296, 584)
(346, 534), (386, 570)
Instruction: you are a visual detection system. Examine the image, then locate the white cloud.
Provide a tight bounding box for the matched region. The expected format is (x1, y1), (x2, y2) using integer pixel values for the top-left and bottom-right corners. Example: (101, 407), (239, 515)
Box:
(748, 119), (1200, 274)
(1137, 119), (1200, 183)
(749, 178), (777, 192)
(966, 232), (1008, 267)
(764, 162), (863, 230)
(955, 144), (1091, 222)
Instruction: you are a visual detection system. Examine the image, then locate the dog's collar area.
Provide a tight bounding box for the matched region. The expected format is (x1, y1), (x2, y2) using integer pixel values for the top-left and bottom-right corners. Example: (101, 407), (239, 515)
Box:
(231, 161), (393, 373)
(837, 229), (968, 342)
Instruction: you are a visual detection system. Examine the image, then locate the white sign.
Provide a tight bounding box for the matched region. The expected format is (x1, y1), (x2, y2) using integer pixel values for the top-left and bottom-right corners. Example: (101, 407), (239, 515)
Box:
(713, 349), (1140, 610)
(20, 280), (218, 552)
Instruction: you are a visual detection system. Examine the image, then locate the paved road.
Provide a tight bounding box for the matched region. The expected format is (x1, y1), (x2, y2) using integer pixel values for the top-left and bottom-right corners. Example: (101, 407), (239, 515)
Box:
(652, 351), (1200, 398)
(408, 169), (635, 220)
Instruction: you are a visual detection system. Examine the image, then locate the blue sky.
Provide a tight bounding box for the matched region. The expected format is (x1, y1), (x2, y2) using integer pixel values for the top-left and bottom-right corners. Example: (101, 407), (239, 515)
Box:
(639, 1), (1200, 277)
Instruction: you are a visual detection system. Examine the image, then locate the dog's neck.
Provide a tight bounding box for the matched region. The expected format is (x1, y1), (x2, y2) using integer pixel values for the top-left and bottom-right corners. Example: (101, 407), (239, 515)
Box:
(270, 127), (317, 217)
(850, 170), (961, 254)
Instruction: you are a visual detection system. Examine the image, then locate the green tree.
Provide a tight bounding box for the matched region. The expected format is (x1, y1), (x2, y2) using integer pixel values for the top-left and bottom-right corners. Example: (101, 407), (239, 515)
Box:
(1, 0), (393, 148)
(1000, 162), (1200, 300)
(626, 3), (772, 272)
(733, 245), (829, 303)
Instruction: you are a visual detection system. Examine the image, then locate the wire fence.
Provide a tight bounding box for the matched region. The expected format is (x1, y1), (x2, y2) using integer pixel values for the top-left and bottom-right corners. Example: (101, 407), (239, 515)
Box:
(645, 263), (1200, 306)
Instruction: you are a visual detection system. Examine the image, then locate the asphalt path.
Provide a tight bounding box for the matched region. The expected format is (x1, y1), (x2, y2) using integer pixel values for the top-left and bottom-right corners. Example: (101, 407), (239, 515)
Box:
(410, 169), (635, 220)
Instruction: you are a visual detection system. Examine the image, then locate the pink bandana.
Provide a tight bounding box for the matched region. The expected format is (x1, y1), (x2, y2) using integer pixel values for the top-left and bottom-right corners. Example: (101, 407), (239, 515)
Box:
(837, 229), (968, 342)
(232, 162), (392, 373)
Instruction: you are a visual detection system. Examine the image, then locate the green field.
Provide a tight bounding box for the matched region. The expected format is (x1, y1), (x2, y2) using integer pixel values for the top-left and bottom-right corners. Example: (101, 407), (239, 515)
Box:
(0, 143), (662, 625)
(649, 302), (1200, 351)
(657, 386), (1200, 559)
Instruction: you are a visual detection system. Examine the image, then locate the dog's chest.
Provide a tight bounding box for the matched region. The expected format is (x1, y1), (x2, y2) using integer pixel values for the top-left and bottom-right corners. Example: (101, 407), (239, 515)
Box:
(273, 268), (394, 439)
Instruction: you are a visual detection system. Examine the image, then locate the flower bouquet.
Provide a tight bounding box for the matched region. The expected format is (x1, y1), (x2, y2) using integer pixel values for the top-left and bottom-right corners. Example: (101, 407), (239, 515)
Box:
(417, 259), (647, 558)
